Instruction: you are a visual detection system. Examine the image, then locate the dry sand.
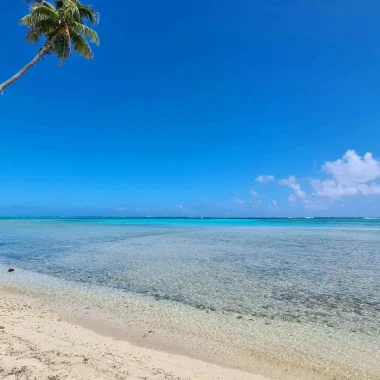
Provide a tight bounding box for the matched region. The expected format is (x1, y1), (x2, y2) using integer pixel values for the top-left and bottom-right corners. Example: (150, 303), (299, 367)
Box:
(0, 291), (269, 380)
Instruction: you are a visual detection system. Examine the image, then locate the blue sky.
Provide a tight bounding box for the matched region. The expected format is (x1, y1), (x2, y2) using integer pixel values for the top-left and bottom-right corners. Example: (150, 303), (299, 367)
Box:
(1, 0), (380, 217)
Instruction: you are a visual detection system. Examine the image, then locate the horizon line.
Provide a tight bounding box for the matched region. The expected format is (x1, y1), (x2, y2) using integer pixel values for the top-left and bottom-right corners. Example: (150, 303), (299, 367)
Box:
(0, 216), (379, 219)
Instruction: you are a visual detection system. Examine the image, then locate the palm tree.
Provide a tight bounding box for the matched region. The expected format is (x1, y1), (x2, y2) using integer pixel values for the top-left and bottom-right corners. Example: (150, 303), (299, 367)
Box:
(0, 0), (99, 93)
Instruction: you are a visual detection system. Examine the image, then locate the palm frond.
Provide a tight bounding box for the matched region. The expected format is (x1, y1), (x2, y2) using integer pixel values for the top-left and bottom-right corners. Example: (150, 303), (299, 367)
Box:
(54, 30), (72, 65)
(70, 29), (93, 59)
(70, 22), (99, 45)
(25, 27), (43, 43)
(26, 0), (56, 9)
(20, 5), (59, 26)
(60, 0), (81, 23)
(78, 4), (99, 25)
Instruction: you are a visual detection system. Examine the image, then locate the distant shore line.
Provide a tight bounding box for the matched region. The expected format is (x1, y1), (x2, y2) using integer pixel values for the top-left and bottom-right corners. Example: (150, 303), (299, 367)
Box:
(1, 216), (379, 219)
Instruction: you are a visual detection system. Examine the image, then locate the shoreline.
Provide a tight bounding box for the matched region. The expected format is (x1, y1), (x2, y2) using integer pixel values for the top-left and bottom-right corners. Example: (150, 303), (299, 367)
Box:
(0, 277), (290, 380)
(1, 266), (379, 380)
(0, 289), (265, 380)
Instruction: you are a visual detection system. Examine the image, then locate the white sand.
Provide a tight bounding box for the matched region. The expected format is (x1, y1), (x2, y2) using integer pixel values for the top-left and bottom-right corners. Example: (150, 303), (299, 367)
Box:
(0, 291), (269, 380)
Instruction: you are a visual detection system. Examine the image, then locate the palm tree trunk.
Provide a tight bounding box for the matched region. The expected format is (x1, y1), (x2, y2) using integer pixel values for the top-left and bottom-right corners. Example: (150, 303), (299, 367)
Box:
(0, 44), (51, 93)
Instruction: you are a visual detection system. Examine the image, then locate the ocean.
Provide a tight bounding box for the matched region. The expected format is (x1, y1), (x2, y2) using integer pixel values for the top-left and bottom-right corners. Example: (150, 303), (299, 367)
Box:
(0, 217), (379, 379)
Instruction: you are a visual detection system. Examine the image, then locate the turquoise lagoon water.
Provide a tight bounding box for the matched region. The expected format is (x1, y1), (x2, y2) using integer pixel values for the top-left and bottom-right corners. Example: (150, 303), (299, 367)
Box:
(0, 217), (379, 378)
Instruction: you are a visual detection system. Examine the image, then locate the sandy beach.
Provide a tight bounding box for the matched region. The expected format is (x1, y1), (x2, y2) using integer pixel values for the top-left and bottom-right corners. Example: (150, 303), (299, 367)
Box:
(0, 290), (268, 380)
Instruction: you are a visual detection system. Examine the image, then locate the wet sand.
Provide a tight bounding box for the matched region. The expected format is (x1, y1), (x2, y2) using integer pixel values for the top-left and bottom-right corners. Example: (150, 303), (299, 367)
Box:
(1, 266), (379, 380)
(0, 290), (267, 380)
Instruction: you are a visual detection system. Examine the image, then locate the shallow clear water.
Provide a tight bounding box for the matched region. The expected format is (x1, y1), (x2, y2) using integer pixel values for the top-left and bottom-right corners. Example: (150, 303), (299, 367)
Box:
(0, 218), (379, 378)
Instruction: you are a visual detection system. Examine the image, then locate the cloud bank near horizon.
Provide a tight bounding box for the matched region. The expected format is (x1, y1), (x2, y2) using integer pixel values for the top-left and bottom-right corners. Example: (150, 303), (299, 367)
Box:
(1, 150), (380, 217)
(252, 149), (380, 211)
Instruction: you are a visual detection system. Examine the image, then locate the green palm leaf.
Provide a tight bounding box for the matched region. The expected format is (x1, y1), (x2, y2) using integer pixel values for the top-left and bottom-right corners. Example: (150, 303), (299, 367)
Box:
(70, 22), (100, 45)
(55, 32), (72, 65)
(70, 29), (93, 59)
(78, 5), (99, 25)
(20, 6), (59, 26)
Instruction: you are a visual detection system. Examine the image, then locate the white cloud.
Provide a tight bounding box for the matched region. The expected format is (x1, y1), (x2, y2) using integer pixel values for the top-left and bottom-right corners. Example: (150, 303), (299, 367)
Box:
(311, 179), (358, 198)
(114, 205), (129, 211)
(234, 197), (245, 204)
(358, 183), (380, 195)
(250, 149), (380, 212)
(323, 150), (380, 185)
(257, 175), (275, 184)
(311, 150), (380, 199)
(279, 175), (307, 200)
(233, 196), (257, 208)
(269, 200), (279, 210)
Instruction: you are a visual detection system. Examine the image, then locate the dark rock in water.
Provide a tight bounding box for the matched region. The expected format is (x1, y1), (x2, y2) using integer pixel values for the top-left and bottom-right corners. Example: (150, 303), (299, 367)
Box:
(8, 268), (15, 273)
